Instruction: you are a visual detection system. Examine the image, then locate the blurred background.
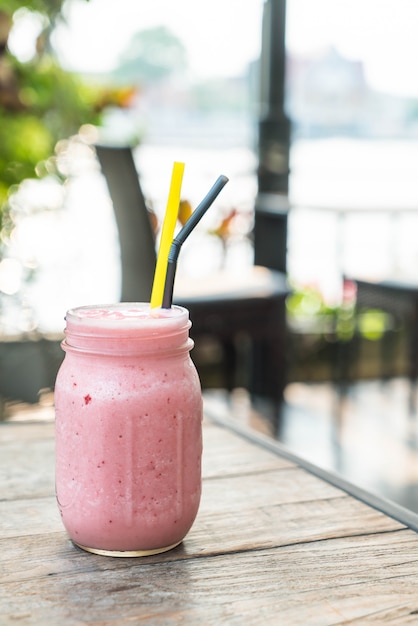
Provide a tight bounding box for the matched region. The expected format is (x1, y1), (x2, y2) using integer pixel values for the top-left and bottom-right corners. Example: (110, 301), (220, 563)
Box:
(3, 0), (418, 332)
(2, 0), (418, 509)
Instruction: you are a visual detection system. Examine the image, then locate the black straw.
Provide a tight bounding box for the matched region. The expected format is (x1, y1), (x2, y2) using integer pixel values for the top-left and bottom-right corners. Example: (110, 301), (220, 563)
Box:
(162, 175), (229, 308)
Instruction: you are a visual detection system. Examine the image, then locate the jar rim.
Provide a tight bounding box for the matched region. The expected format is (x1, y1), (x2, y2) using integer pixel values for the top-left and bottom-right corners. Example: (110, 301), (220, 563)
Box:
(62, 303), (193, 355)
(65, 303), (189, 331)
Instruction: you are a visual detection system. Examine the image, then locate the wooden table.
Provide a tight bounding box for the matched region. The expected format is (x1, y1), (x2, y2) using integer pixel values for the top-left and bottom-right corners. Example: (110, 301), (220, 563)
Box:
(3, 405), (418, 624)
(176, 267), (290, 404)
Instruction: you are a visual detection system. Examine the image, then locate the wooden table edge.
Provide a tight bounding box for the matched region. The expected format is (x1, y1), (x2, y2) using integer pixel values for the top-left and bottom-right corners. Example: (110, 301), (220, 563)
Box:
(203, 408), (418, 534)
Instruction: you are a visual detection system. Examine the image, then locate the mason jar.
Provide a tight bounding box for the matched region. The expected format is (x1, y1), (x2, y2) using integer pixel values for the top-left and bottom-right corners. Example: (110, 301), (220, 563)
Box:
(54, 303), (202, 557)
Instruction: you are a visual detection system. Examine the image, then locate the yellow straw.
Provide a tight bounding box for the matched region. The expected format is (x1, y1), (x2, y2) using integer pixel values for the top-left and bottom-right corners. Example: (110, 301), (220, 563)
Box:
(150, 161), (185, 308)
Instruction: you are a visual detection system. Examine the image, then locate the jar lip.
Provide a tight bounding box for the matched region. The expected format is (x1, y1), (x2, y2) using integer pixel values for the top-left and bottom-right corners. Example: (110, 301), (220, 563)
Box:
(65, 303), (189, 330)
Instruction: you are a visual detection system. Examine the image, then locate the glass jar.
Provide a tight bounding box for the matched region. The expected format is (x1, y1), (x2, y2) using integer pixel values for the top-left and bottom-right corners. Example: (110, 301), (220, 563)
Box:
(54, 303), (202, 557)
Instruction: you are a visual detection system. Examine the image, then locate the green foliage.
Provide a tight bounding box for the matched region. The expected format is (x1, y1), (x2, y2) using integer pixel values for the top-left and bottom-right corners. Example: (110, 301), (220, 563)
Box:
(0, 113), (51, 196)
(0, 0), (107, 239)
(13, 55), (103, 138)
(0, 58), (102, 193)
(286, 284), (392, 342)
(0, 0), (88, 22)
(357, 309), (390, 341)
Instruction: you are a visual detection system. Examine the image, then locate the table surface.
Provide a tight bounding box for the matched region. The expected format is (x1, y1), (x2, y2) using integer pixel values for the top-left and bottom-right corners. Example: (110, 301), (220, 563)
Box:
(3, 405), (418, 625)
(175, 265), (289, 302)
(349, 274), (418, 295)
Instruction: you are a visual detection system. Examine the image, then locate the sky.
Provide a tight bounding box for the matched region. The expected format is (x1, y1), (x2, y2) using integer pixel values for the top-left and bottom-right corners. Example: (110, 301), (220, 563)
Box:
(11, 0), (418, 97)
(53, 0), (265, 80)
(285, 0), (418, 98)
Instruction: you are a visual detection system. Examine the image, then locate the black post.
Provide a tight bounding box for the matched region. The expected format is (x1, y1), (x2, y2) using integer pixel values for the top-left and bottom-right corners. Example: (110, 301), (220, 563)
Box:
(251, 0), (291, 408)
(254, 0), (290, 274)
(257, 0), (291, 194)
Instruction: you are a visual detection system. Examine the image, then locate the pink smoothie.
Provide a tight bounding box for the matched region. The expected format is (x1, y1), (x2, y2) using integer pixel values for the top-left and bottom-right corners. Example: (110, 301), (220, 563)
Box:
(54, 304), (202, 555)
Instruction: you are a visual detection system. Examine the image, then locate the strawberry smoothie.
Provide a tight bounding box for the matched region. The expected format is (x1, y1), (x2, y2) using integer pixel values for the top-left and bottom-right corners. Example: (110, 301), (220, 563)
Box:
(54, 303), (202, 556)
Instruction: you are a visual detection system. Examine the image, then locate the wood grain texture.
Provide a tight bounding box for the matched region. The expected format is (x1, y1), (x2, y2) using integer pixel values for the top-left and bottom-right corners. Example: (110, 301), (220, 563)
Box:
(2, 532), (418, 625)
(1, 417), (418, 625)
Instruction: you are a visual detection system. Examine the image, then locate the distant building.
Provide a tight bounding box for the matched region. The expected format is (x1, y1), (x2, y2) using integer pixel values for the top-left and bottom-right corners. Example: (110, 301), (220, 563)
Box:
(285, 45), (415, 138)
(286, 46), (369, 136)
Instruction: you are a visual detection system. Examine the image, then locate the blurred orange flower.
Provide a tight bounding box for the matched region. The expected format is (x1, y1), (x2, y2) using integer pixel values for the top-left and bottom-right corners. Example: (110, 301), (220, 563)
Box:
(178, 199), (193, 226)
(209, 208), (238, 241)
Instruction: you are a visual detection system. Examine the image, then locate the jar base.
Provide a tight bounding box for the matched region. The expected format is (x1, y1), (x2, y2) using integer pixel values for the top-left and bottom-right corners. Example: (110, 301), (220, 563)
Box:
(73, 539), (182, 557)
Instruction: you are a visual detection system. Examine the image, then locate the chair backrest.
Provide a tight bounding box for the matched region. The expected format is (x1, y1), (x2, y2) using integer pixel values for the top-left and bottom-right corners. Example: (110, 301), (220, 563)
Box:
(94, 144), (157, 302)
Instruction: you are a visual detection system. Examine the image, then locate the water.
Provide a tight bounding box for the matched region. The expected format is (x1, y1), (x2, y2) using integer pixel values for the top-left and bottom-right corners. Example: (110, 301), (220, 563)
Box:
(3, 136), (418, 334)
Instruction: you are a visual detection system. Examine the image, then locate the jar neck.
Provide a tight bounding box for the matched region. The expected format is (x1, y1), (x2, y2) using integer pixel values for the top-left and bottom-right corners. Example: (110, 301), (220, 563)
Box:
(62, 304), (193, 357)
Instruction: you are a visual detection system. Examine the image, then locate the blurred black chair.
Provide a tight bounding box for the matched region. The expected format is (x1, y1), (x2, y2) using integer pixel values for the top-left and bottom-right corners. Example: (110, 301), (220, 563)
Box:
(94, 143), (156, 302)
(337, 276), (418, 413)
(94, 144), (290, 407)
